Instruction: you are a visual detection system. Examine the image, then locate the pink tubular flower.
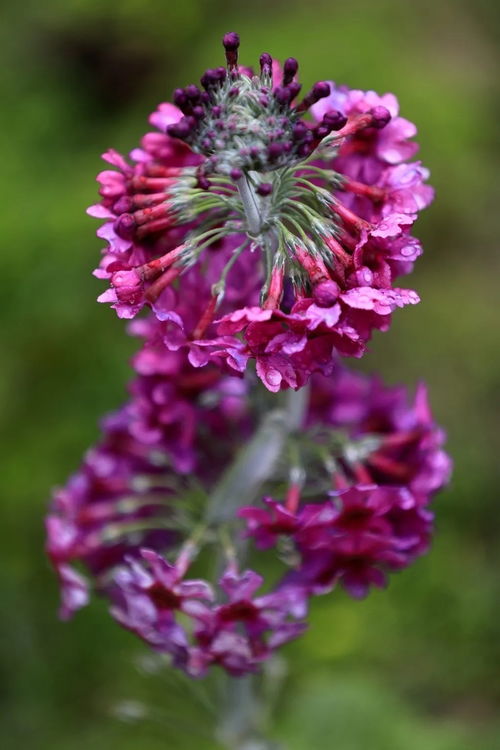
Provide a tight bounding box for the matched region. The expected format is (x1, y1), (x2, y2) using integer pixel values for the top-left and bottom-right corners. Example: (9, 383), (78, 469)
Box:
(243, 485), (433, 601)
(311, 85), (419, 178)
(110, 555), (307, 678)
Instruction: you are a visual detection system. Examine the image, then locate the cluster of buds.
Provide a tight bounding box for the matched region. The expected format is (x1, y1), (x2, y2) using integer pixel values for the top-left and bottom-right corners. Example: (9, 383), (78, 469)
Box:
(168, 32), (349, 176)
(46, 34), (451, 678)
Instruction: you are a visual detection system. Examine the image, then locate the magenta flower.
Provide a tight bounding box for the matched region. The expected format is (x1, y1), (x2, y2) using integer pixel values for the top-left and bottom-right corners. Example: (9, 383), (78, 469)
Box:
(47, 33), (450, 680)
(87, 35), (432, 391)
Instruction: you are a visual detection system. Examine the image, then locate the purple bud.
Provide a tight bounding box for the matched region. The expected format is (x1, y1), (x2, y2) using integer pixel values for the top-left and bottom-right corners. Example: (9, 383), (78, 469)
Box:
(274, 82), (301, 106)
(222, 32), (240, 51)
(257, 182), (273, 197)
(370, 105), (391, 129)
(287, 81), (302, 101)
(283, 57), (299, 86)
(191, 105), (205, 120)
(259, 53), (273, 78)
(257, 182), (273, 196)
(230, 168), (243, 180)
(212, 106), (222, 117)
(223, 32), (240, 71)
(185, 84), (201, 101)
(312, 81), (331, 99)
(322, 109), (348, 131)
(200, 69), (216, 89)
(314, 125), (330, 140)
(298, 142), (314, 157)
(173, 88), (188, 108)
(292, 121), (309, 141)
(201, 68), (222, 90)
(296, 81), (331, 113)
(113, 213), (136, 238)
(313, 280), (340, 306)
(196, 172), (211, 191)
(167, 116), (197, 140)
(274, 86), (291, 105)
(268, 142), (285, 160)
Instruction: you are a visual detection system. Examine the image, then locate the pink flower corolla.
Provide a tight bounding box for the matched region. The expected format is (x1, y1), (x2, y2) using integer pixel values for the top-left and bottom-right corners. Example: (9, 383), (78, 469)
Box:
(194, 566), (307, 676)
(88, 33), (432, 391)
(206, 254), (419, 392)
(110, 548), (214, 672)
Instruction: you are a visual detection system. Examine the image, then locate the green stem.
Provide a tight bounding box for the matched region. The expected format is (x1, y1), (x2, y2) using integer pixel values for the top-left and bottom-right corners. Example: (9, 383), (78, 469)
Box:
(236, 174), (263, 236)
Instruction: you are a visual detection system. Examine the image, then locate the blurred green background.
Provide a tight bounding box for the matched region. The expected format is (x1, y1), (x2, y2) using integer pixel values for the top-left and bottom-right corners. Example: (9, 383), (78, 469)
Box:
(1, 0), (499, 747)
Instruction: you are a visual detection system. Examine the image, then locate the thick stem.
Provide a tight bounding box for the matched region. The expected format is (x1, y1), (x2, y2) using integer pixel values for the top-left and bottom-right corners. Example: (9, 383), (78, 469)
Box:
(237, 174), (263, 236)
(205, 387), (309, 526)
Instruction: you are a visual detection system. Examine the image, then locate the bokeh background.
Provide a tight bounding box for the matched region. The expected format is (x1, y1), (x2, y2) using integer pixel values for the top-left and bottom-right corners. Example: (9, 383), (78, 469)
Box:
(2, 0), (499, 747)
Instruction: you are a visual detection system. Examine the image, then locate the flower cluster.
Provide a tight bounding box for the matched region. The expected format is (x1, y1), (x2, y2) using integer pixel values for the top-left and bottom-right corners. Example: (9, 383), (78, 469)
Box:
(89, 33), (431, 391)
(240, 369), (451, 599)
(47, 347), (450, 672)
(46, 33), (450, 679)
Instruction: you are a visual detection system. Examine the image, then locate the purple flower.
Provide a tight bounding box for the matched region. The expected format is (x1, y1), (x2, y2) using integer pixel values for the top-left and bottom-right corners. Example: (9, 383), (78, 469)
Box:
(194, 566), (307, 675)
(110, 549), (213, 668)
(47, 33), (450, 678)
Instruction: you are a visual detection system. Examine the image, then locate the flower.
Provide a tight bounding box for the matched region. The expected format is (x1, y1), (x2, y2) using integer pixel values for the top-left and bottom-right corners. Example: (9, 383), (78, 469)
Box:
(193, 565), (307, 676)
(88, 33), (432, 391)
(109, 548), (214, 671)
